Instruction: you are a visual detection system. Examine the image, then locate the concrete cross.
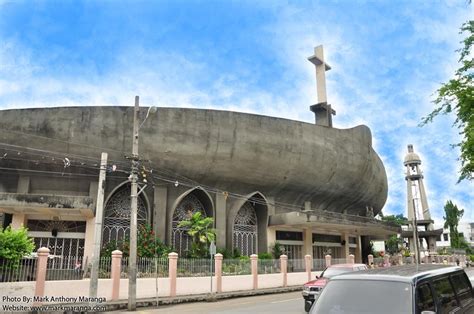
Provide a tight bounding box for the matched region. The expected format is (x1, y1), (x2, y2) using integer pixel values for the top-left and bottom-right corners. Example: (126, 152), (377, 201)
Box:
(308, 45), (331, 103)
(308, 45), (336, 127)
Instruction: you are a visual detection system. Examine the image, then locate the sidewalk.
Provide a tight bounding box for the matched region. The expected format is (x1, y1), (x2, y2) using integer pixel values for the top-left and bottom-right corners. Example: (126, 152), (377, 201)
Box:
(62, 286), (303, 312)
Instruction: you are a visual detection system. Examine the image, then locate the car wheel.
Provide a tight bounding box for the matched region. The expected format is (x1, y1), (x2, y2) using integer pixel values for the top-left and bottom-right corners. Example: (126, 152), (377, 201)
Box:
(304, 300), (313, 312)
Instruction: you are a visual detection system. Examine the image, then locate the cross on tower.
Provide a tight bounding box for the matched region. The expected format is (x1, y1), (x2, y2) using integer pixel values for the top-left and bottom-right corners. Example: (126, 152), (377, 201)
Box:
(308, 45), (336, 127)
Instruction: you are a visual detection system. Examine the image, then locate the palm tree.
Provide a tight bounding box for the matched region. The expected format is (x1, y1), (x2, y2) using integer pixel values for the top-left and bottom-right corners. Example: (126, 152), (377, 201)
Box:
(178, 212), (216, 258)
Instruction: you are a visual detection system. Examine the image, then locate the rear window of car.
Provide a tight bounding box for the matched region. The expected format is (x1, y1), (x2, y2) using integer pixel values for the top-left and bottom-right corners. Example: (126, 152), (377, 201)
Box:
(450, 272), (472, 307)
(432, 277), (458, 313)
(310, 279), (412, 314)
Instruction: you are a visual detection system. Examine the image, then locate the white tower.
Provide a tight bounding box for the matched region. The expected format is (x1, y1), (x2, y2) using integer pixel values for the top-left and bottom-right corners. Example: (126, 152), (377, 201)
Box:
(403, 144), (442, 254)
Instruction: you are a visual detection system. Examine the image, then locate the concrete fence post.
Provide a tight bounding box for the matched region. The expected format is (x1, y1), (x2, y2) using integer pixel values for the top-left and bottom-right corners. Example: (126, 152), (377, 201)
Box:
(168, 252), (178, 297)
(325, 254), (331, 268)
(305, 255), (312, 282)
(34, 247), (50, 305)
(398, 254), (403, 266)
(214, 253), (223, 293)
(368, 254), (374, 267)
(383, 255), (389, 267)
(250, 254), (258, 290)
(111, 250), (123, 301)
(280, 255), (288, 287)
(348, 254), (355, 264)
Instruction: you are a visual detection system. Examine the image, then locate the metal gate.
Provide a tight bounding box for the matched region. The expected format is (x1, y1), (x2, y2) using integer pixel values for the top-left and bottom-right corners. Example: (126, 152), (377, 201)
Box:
(232, 202), (258, 256)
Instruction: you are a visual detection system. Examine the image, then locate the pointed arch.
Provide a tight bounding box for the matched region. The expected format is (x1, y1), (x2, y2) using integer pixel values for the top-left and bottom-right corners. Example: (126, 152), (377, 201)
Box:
(102, 181), (151, 246)
(170, 186), (214, 256)
(230, 191), (269, 255)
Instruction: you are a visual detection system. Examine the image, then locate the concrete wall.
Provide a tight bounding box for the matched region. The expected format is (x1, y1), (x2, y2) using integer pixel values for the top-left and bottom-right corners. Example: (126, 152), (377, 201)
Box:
(0, 272), (314, 306)
(0, 107), (387, 215)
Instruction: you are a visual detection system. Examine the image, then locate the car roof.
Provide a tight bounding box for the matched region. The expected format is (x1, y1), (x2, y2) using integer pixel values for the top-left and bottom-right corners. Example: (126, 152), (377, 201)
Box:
(329, 263), (366, 268)
(330, 265), (463, 283)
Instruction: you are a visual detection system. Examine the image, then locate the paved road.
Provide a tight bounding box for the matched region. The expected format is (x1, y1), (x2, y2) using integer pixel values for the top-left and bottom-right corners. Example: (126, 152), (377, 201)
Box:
(131, 291), (305, 314)
(119, 267), (474, 314)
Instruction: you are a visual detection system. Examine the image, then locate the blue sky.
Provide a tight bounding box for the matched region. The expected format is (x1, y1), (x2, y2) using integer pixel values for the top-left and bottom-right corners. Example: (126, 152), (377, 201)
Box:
(0, 0), (472, 225)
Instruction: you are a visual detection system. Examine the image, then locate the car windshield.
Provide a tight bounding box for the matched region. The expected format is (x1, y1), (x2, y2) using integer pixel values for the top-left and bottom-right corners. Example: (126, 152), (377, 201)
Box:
(320, 267), (354, 278)
(310, 279), (412, 314)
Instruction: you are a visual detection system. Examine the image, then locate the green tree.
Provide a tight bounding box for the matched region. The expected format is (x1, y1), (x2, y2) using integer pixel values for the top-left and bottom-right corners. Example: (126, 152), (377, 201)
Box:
(0, 226), (34, 263)
(178, 212), (216, 258)
(443, 200), (464, 248)
(385, 235), (403, 255)
(378, 213), (408, 226)
(420, 20), (474, 182)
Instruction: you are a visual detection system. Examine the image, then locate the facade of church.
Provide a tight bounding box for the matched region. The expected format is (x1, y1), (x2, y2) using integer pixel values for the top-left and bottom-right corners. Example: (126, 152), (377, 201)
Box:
(0, 47), (398, 263)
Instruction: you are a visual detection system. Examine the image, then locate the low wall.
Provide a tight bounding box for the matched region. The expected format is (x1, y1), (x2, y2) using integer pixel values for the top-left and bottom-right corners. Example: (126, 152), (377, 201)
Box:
(0, 272), (315, 307)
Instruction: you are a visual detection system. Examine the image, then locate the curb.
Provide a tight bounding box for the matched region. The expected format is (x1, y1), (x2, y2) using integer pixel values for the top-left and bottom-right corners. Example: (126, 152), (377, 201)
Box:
(45, 286), (303, 312)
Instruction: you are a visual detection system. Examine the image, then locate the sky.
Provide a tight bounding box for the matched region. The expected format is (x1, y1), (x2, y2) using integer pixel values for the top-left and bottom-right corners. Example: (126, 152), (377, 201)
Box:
(0, 0), (472, 226)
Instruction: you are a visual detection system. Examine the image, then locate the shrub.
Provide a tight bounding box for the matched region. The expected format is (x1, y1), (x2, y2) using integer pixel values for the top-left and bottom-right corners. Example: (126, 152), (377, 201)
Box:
(0, 226), (34, 263)
(258, 252), (272, 260)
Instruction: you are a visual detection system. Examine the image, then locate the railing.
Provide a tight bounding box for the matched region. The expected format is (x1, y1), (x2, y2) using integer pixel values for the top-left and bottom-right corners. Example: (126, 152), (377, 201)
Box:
(46, 256), (86, 281)
(258, 259), (280, 274)
(0, 258), (37, 282)
(287, 259), (305, 273)
(222, 259), (251, 276)
(177, 258), (213, 277)
(332, 258), (347, 265)
(312, 259), (326, 271)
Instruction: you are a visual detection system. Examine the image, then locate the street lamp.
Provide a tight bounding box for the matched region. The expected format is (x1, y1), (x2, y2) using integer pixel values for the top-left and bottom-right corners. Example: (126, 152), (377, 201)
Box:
(129, 96), (156, 311)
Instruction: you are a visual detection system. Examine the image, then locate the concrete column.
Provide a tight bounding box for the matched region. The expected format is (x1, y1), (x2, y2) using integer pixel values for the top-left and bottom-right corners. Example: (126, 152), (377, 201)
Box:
(215, 253), (223, 293)
(215, 193), (227, 249)
(11, 214), (26, 229)
(398, 254), (403, 266)
(280, 255), (288, 287)
(343, 233), (350, 259)
(305, 255), (312, 282)
(168, 252), (178, 297)
(368, 254), (374, 267)
(34, 247), (49, 305)
(383, 255), (390, 267)
(154, 186), (168, 242)
(325, 254), (331, 268)
(83, 217), (95, 264)
(111, 250), (122, 301)
(267, 228), (276, 253)
(303, 228), (313, 257)
(348, 254), (355, 264)
(355, 236), (362, 263)
(17, 175), (30, 193)
(89, 181), (98, 205)
(251, 254), (258, 290)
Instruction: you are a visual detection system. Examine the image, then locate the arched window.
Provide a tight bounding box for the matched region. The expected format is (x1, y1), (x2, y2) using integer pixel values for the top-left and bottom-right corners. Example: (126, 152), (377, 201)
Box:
(171, 193), (206, 256)
(232, 202), (258, 256)
(103, 185), (148, 246)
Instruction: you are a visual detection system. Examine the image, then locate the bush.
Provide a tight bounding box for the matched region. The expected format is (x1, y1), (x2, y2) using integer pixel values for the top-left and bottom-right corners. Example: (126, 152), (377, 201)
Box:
(0, 226), (34, 263)
(258, 252), (272, 260)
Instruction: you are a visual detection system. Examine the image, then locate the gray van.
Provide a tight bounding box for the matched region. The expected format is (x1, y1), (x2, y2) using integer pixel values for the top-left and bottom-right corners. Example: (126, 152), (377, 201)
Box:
(309, 264), (473, 314)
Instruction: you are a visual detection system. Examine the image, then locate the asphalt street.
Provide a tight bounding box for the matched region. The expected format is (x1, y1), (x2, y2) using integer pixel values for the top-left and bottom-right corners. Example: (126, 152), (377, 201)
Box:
(115, 268), (474, 314)
(130, 291), (305, 314)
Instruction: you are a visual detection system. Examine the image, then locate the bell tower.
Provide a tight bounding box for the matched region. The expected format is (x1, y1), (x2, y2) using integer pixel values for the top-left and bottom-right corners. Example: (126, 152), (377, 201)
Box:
(402, 144), (442, 257)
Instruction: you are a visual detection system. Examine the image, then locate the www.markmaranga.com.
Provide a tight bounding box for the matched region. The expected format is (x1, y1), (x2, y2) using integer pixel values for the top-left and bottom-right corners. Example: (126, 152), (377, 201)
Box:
(2, 304), (107, 312)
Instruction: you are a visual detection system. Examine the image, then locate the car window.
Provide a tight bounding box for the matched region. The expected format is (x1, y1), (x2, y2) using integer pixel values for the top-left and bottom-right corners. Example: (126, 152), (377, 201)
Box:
(432, 277), (458, 313)
(416, 283), (435, 313)
(450, 272), (473, 307)
(320, 267), (353, 278)
(310, 279), (412, 314)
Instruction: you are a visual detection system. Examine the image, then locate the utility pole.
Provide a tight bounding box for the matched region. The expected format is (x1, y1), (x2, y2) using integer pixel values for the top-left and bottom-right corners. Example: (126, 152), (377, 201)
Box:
(128, 96), (139, 311)
(89, 152), (108, 298)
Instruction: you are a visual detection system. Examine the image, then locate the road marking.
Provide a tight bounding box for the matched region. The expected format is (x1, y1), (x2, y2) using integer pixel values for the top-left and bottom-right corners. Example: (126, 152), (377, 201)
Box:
(271, 297), (301, 303)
